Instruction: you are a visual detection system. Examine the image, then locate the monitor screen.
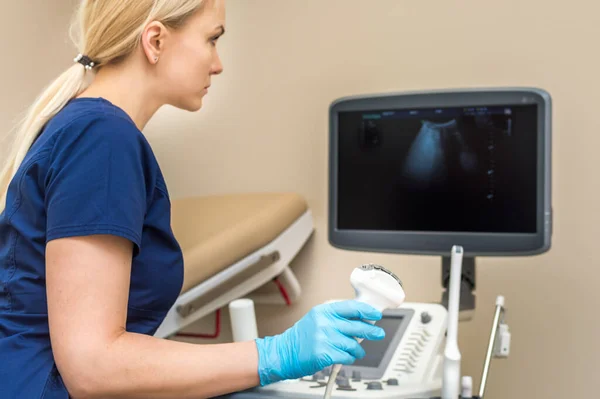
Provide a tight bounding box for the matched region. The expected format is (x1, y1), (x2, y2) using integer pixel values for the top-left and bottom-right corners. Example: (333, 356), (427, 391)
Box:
(328, 88), (552, 256)
(336, 105), (537, 234)
(354, 315), (405, 368)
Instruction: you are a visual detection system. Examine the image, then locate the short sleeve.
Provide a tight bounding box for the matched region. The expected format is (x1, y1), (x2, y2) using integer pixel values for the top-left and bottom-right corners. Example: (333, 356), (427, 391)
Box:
(45, 115), (149, 255)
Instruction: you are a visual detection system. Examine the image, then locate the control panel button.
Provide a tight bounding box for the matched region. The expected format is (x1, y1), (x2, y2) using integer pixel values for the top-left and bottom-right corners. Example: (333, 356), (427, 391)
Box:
(336, 376), (350, 387)
(421, 312), (432, 324)
(366, 382), (383, 390)
(312, 371), (324, 380)
(387, 378), (399, 386)
(336, 376), (356, 391)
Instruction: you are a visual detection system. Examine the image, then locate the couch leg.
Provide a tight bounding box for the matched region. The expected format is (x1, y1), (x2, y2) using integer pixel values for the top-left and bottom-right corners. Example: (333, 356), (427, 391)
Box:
(248, 266), (302, 305)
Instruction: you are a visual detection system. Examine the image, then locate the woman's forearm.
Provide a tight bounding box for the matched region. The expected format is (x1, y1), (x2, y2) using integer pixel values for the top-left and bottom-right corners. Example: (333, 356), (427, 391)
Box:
(74, 332), (260, 399)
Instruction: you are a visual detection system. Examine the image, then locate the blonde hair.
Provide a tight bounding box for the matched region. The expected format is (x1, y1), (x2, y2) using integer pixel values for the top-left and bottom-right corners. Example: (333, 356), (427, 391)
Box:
(0, 0), (206, 214)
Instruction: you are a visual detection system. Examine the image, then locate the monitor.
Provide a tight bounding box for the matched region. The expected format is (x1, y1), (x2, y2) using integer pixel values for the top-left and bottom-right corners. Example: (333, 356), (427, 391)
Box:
(328, 87), (552, 257)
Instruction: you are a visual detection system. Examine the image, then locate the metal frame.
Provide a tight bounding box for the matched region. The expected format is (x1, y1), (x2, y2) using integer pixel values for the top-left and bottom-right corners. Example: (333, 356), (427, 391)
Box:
(478, 298), (507, 398)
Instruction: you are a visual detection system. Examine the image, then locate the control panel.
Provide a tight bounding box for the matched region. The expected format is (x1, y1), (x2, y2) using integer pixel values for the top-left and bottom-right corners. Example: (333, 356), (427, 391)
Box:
(222, 302), (448, 399)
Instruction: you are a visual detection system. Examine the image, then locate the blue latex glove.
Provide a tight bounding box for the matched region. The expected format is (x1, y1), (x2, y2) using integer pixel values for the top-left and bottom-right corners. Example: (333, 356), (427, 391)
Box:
(254, 300), (385, 386)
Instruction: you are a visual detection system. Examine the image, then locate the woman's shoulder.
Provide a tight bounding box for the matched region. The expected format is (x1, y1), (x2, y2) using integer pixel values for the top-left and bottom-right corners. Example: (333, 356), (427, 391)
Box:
(30, 97), (164, 195)
(47, 97), (147, 149)
(30, 97), (161, 173)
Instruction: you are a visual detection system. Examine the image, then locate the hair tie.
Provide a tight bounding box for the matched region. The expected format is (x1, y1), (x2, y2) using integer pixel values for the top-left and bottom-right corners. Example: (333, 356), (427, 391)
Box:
(74, 53), (97, 70)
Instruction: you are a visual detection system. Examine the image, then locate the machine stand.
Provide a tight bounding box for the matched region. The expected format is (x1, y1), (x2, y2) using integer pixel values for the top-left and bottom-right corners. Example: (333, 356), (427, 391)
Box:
(442, 256), (476, 312)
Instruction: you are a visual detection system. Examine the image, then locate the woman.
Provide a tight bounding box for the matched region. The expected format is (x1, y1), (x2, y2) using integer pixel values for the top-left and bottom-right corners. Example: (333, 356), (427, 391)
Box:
(0, 1), (386, 398)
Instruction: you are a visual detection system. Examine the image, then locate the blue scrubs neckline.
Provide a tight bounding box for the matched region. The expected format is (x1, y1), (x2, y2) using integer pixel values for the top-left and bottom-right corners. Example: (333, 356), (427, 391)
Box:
(70, 96), (135, 126)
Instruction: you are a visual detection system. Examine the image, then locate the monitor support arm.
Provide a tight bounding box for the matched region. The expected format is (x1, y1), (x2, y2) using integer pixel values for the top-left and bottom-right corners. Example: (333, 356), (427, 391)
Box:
(442, 255), (476, 314)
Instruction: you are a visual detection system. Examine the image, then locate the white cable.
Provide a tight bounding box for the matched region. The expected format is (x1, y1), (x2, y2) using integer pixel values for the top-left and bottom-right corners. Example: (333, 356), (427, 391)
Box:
(442, 245), (463, 399)
(323, 363), (344, 399)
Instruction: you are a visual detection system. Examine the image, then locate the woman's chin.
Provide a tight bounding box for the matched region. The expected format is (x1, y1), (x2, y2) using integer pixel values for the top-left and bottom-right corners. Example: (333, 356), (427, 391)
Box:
(174, 96), (204, 112)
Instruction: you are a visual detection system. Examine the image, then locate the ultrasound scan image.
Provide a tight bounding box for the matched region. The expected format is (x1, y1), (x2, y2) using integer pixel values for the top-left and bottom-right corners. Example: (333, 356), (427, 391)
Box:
(336, 105), (537, 233)
(402, 119), (478, 190)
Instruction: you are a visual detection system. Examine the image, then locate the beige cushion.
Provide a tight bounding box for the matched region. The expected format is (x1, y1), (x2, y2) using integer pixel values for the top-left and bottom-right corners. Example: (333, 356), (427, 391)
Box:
(170, 192), (308, 294)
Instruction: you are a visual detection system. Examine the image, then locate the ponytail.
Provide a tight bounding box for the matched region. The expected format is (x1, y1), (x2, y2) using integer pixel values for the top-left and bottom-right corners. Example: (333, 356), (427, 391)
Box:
(0, 63), (89, 214)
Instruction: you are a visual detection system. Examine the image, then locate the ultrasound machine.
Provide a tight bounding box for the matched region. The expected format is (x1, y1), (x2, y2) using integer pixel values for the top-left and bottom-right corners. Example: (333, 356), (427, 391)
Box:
(220, 87), (552, 399)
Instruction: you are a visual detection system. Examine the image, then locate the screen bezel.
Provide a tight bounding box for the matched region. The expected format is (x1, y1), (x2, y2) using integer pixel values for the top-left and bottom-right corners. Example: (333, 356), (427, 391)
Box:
(338, 307), (415, 380)
(328, 87), (552, 256)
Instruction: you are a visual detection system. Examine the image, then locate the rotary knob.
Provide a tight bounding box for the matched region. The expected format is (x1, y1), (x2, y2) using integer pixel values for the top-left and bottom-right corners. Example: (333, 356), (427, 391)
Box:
(352, 371), (361, 381)
(366, 381), (383, 390)
(336, 376), (350, 388)
(421, 312), (432, 324)
(387, 378), (399, 386)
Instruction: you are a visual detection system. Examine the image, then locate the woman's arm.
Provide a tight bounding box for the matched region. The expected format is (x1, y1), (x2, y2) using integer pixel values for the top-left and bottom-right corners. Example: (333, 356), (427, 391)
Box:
(46, 234), (260, 399)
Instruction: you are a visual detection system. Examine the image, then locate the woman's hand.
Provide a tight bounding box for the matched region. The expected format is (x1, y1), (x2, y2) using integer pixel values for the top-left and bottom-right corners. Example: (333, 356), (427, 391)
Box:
(255, 300), (385, 386)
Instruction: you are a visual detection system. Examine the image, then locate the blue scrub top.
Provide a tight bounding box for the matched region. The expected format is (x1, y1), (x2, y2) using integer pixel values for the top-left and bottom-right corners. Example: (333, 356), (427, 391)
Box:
(0, 97), (184, 398)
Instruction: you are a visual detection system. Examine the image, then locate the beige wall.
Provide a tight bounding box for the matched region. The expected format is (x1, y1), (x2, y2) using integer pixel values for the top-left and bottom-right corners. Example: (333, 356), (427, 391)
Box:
(0, 1), (78, 160)
(2, 1), (599, 398)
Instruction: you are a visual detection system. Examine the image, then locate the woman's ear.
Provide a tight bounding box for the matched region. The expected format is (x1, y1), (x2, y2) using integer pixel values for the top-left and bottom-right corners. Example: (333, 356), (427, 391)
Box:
(141, 21), (168, 65)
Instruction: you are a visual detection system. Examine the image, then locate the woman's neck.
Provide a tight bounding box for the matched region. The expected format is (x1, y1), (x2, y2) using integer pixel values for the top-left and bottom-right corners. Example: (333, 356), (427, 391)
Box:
(77, 62), (162, 131)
